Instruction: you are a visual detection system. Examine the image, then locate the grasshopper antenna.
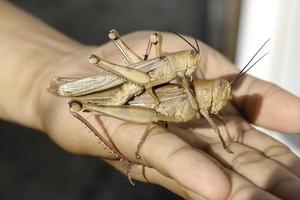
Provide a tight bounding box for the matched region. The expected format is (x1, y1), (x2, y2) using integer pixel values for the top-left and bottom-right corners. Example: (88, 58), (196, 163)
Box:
(168, 29), (199, 53)
(235, 52), (269, 81)
(230, 39), (270, 85)
(193, 34), (200, 53)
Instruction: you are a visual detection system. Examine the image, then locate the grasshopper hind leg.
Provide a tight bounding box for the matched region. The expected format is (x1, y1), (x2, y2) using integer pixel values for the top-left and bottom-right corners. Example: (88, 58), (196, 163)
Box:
(108, 29), (163, 62)
(135, 120), (168, 160)
(136, 121), (152, 159)
(68, 100), (135, 185)
(144, 32), (163, 60)
(108, 29), (142, 64)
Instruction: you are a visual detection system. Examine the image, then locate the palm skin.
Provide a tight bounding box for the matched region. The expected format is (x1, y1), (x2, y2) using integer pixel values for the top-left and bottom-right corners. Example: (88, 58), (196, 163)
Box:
(40, 31), (300, 200)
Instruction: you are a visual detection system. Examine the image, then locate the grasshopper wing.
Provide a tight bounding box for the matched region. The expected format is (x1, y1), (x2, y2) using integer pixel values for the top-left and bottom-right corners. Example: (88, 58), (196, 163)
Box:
(48, 57), (167, 97)
(48, 73), (123, 96)
(129, 84), (197, 122)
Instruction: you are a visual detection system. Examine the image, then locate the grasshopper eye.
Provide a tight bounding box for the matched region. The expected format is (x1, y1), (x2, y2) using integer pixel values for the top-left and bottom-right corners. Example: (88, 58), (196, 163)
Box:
(190, 50), (197, 57)
(68, 100), (83, 113)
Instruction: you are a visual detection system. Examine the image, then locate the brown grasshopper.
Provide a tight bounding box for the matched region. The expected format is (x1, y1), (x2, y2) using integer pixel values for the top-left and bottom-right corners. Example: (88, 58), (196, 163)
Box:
(49, 29), (269, 184)
(67, 46), (268, 184)
(49, 29), (201, 184)
(68, 49), (268, 159)
(49, 29), (200, 106)
(89, 29), (201, 105)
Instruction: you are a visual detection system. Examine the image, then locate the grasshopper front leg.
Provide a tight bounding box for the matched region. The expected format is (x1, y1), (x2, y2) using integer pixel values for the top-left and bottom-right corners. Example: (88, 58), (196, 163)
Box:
(180, 76), (199, 112)
(213, 114), (233, 153)
(200, 110), (233, 153)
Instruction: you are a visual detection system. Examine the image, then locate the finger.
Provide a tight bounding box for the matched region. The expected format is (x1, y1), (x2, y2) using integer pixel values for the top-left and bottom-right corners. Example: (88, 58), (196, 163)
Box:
(170, 124), (300, 199)
(97, 116), (230, 200)
(182, 37), (300, 134)
(176, 114), (300, 178)
(224, 168), (280, 200)
(44, 104), (231, 200)
(106, 160), (206, 200)
(232, 75), (300, 134)
(211, 143), (300, 199)
(107, 159), (280, 200)
(224, 117), (300, 178)
(194, 150), (281, 200)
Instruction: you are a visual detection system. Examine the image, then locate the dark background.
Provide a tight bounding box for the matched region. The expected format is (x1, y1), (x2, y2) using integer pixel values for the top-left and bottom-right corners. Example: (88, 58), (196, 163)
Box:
(0, 0), (240, 199)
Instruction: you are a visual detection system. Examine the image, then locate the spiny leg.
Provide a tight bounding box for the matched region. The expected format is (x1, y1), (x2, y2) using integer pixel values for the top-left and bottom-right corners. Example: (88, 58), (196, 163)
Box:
(213, 114), (233, 153)
(108, 29), (163, 62)
(68, 100), (135, 185)
(144, 78), (175, 106)
(145, 86), (160, 106)
(144, 32), (163, 60)
(90, 54), (161, 105)
(89, 54), (151, 85)
(179, 76), (198, 112)
(108, 29), (142, 64)
(136, 121), (152, 159)
(201, 111), (231, 153)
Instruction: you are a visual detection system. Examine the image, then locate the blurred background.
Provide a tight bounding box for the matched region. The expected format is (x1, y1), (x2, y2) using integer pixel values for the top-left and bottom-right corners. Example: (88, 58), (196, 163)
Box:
(0, 0), (299, 199)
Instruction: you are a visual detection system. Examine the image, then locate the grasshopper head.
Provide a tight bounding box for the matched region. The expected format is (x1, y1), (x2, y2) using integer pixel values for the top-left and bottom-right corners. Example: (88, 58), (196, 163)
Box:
(211, 79), (231, 114)
(68, 100), (83, 113)
(186, 50), (201, 76)
(194, 79), (231, 114)
(168, 31), (201, 77)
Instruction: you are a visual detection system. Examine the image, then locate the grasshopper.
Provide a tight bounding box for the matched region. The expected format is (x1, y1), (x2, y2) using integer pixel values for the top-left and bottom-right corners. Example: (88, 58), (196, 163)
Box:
(67, 37), (269, 158)
(49, 29), (200, 106)
(49, 29), (201, 184)
(49, 29), (269, 184)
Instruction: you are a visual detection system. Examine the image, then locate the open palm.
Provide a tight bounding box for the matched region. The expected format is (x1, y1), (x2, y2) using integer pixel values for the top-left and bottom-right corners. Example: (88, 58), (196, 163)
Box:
(42, 31), (300, 200)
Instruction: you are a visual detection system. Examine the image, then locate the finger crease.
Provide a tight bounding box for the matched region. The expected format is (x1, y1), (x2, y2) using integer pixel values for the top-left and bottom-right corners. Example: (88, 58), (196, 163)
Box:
(166, 145), (192, 164)
(232, 150), (266, 171)
(264, 144), (292, 158)
(230, 185), (256, 200)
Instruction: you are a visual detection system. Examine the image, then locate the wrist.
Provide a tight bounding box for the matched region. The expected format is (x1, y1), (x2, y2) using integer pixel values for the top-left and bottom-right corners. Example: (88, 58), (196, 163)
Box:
(0, 41), (87, 131)
(36, 44), (99, 132)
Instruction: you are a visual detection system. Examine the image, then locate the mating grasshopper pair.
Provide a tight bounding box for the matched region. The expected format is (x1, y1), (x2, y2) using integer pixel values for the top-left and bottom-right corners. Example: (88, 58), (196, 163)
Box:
(48, 29), (269, 184)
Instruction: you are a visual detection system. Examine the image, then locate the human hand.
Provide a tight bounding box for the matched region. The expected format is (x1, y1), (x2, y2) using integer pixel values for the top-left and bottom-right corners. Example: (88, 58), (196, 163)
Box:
(40, 31), (300, 199)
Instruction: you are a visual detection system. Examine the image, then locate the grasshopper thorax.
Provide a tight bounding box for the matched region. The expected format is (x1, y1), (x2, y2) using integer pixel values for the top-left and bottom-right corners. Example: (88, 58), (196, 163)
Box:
(194, 79), (231, 114)
(211, 79), (231, 114)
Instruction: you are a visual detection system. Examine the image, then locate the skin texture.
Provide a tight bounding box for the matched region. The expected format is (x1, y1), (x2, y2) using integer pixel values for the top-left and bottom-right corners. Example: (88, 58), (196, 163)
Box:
(1, 1), (300, 199)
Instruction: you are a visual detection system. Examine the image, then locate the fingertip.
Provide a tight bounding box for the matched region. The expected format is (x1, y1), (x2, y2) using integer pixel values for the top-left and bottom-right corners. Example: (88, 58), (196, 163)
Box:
(167, 148), (231, 200)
